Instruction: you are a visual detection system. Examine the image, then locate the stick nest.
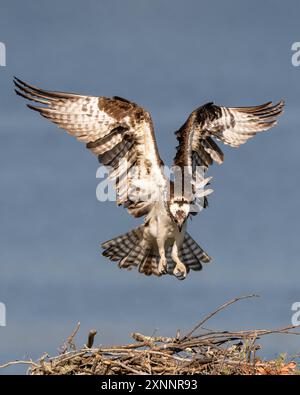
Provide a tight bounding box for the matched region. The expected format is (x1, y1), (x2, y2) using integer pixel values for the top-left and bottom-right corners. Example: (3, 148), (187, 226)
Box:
(1, 295), (299, 375)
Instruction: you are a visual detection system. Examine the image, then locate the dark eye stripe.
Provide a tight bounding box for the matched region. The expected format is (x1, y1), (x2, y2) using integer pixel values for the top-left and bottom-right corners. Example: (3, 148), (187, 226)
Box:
(173, 200), (188, 206)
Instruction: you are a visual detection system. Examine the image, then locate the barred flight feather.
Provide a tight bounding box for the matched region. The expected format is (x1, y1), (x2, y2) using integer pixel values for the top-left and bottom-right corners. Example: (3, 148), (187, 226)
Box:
(14, 77), (167, 218)
(14, 77), (284, 279)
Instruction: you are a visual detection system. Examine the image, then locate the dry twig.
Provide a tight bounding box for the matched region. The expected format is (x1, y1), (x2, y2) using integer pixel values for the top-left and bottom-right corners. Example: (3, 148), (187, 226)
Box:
(1, 295), (299, 375)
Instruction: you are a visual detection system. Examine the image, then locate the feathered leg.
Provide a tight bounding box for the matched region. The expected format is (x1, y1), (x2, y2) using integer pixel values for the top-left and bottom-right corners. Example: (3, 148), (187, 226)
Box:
(171, 234), (187, 280)
(157, 238), (168, 274)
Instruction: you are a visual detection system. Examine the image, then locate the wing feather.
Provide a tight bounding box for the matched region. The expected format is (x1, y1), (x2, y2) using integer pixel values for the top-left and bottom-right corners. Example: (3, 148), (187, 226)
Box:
(174, 100), (284, 210)
(14, 77), (167, 217)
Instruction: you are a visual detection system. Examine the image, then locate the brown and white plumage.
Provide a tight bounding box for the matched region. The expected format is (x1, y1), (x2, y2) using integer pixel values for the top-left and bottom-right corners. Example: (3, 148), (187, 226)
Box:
(174, 101), (284, 211)
(14, 77), (167, 218)
(14, 77), (284, 280)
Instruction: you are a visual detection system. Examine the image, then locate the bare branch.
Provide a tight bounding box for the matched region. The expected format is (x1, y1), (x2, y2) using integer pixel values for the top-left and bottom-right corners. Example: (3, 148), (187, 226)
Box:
(181, 294), (259, 340)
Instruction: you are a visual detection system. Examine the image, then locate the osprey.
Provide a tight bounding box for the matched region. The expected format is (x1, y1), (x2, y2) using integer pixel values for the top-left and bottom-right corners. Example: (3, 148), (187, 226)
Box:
(14, 77), (284, 280)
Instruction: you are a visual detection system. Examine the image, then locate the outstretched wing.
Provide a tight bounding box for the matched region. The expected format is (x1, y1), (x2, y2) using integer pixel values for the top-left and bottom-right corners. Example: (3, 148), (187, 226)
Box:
(173, 101), (284, 211)
(14, 77), (167, 217)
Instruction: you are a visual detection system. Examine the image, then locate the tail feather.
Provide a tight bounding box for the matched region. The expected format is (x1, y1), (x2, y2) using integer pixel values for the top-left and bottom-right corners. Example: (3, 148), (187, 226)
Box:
(102, 243), (129, 261)
(102, 225), (156, 274)
(177, 232), (211, 273)
(120, 244), (150, 269)
(138, 254), (161, 276)
(102, 226), (144, 262)
(101, 226), (211, 278)
(183, 232), (211, 262)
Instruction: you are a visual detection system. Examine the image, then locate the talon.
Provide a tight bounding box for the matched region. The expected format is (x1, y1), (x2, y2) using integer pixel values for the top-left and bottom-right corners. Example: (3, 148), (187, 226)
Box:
(159, 268), (167, 275)
(158, 259), (167, 274)
(173, 264), (187, 280)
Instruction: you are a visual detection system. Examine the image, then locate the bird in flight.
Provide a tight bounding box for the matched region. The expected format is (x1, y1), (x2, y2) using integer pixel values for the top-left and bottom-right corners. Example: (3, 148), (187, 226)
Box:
(14, 77), (284, 280)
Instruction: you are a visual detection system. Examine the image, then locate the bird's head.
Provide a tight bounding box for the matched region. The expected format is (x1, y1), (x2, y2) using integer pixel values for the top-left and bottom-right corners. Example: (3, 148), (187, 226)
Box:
(169, 198), (190, 231)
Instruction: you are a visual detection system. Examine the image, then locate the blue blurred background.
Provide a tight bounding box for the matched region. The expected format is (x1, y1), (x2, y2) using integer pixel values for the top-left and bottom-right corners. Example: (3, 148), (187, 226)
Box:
(0, 0), (299, 374)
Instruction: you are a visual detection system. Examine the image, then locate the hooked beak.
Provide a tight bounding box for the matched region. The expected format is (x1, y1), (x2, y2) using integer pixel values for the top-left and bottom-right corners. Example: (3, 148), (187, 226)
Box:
(176, 210), (187, 232)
